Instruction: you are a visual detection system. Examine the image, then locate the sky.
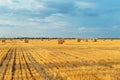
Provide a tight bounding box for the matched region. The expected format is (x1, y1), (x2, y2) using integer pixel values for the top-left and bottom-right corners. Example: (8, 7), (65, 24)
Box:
(0, 0), (120, 38)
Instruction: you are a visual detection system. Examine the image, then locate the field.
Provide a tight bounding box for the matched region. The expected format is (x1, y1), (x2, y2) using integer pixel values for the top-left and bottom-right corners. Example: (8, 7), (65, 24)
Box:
(0, 39), (120, 80)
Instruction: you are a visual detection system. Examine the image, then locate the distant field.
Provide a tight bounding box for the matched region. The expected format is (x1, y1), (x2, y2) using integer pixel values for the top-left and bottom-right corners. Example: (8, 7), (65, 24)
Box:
(0, 39), (120, 80)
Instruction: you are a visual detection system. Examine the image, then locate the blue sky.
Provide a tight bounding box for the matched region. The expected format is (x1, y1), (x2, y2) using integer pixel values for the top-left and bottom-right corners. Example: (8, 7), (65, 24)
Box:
(0, 0), (120, 38)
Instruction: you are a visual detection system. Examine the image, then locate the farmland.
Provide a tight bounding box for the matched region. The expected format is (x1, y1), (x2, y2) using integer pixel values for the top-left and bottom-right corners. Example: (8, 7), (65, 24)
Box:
(0, 39), (120, 80)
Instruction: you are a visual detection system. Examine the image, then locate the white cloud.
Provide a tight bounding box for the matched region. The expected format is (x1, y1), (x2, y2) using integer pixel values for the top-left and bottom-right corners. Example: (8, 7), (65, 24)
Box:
(78, 27), (86, 31)
(26, 13), (69, 29)
(0, 12), (69, 31)
(0, 0), (45, 10)
(43, 13), (69, 28)
(112, 25), (120, 29)
(76, 27), (101, 33)
(44, 13), (66, 22)
(75, 1), (95, 9)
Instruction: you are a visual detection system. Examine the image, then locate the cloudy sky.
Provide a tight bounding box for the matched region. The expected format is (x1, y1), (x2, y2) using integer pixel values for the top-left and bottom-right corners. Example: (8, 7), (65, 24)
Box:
(0, 0), (120, 38)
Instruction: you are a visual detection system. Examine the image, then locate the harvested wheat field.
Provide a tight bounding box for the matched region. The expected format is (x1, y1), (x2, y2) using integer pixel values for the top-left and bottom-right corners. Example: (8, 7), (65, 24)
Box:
(0, 39), (120, 80)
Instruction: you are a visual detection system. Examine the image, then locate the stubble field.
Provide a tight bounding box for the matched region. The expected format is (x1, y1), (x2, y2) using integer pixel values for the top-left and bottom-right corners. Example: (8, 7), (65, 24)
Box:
(0, 39), (120, 80)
